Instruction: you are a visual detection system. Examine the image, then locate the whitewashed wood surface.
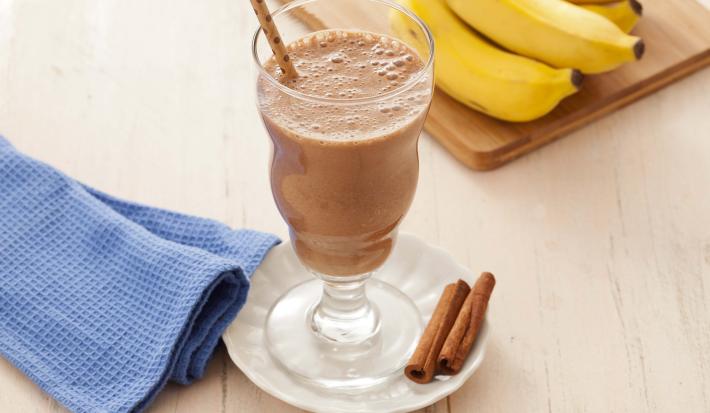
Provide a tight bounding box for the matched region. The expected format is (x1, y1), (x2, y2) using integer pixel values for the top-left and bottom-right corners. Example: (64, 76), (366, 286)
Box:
(1, 0), (709, 412)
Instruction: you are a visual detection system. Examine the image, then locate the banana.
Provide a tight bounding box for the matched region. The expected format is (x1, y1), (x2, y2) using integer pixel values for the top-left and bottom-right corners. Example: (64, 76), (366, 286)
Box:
(579, 0), (642, 33)
(391, 0), (581, 122)
(447, 0), (645, 74)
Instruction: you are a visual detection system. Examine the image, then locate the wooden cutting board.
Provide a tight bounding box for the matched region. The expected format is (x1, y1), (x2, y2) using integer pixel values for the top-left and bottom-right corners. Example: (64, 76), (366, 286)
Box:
(276, 0), (710, 170)
(427, 0), (710, 170)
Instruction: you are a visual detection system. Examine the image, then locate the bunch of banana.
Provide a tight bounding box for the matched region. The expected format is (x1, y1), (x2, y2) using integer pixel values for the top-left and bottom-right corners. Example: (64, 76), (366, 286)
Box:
(393, 0), (645, 122)
(392, 0), (582, 121)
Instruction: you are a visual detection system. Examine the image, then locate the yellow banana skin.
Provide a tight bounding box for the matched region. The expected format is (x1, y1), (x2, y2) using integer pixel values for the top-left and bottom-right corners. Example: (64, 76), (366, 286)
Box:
(568, 0), (618, 4)
(447, 0), (644, 74)
(580, 0), (642, 33)
(392, 0), (581, 122)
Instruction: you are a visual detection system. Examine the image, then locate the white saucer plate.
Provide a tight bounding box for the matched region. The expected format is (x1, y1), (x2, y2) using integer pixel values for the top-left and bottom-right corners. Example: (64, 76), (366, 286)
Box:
(223, 233), (489, 413)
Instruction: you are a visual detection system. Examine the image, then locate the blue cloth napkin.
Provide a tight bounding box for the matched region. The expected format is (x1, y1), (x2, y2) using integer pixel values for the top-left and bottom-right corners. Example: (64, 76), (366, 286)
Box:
(0, 137), (279, 412)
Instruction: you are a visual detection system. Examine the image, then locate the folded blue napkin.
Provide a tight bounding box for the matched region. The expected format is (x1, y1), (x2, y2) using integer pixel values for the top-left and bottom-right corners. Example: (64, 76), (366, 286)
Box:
(0, 137), (279, 412)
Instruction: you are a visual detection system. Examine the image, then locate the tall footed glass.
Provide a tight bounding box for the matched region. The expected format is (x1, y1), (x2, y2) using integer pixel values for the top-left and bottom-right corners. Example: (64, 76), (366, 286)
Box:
(254, 0), (434, 390)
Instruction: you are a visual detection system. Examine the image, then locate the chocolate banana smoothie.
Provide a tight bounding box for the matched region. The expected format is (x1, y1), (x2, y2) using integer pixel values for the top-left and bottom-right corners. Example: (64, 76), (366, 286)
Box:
(258, 30), (432, 276)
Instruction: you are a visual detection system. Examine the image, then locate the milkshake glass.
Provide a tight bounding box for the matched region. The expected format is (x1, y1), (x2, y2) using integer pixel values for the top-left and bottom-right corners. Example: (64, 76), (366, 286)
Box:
(253, 0), (434, 389)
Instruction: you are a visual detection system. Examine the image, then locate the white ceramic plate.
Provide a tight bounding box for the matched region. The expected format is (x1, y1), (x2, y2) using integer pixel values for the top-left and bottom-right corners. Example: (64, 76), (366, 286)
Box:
(223, 233), (489, 413)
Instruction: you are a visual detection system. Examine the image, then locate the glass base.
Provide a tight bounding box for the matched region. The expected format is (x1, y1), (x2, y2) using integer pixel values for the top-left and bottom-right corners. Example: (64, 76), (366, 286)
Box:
(265, 278), (423, 391)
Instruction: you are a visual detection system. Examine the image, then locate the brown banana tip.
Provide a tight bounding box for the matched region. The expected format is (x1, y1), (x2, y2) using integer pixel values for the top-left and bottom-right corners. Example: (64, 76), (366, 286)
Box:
(634, 39), (645, 60)
(629, 0), (643, 16)
(570, 69), (584, 89)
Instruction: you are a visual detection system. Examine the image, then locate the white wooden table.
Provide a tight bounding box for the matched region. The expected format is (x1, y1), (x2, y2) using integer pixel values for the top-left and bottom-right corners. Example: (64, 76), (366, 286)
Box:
(1, 0), (709, 411)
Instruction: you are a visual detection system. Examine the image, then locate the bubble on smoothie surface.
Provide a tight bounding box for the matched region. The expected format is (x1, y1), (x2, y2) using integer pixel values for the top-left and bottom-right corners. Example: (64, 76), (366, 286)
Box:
(259, 30), (430, 141)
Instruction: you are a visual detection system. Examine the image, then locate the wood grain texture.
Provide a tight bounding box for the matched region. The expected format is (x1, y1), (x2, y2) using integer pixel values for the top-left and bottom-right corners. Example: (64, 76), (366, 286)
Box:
(0, 0), (709, 412)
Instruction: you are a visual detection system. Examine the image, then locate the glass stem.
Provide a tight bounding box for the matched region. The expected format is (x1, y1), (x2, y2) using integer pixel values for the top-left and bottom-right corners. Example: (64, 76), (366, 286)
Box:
(311, 273), (381, 344)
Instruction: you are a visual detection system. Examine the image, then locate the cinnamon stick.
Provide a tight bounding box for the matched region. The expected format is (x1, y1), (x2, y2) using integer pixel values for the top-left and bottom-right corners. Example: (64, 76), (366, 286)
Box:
(438, 272), (495, 375)
(405, 279), (470, 384)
